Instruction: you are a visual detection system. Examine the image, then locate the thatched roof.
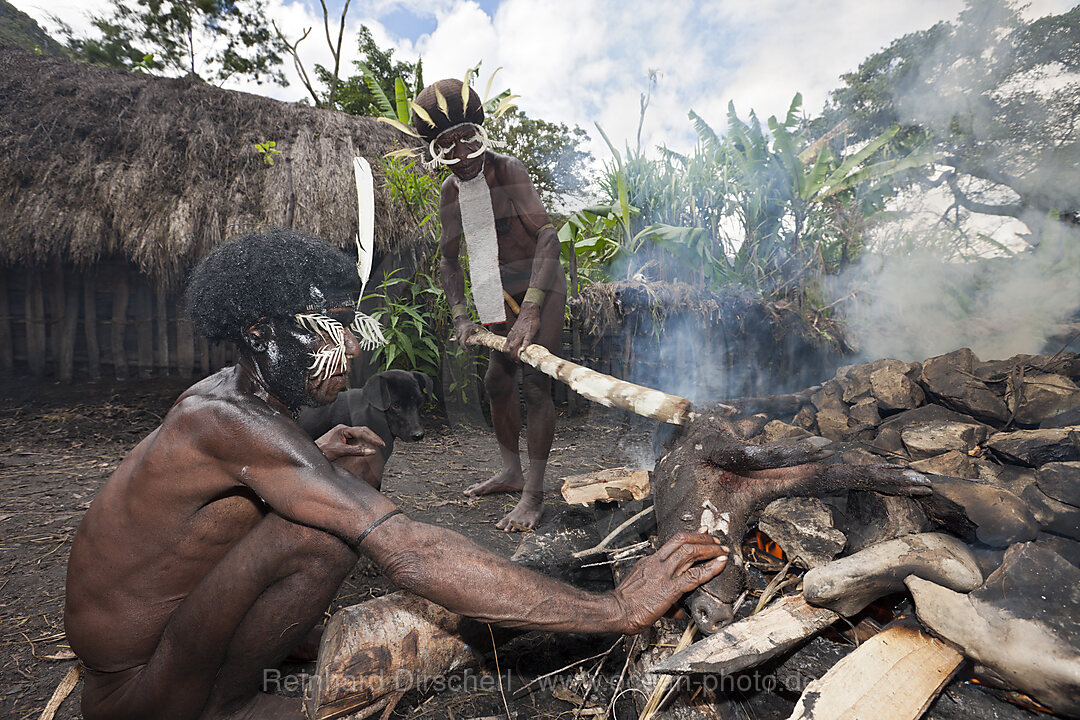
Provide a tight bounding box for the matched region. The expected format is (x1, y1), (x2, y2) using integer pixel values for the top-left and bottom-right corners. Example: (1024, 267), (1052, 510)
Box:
(0, 46), (425, 287)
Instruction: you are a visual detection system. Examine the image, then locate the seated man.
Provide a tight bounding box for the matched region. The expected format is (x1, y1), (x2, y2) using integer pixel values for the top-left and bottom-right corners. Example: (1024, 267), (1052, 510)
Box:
(63, 228), (729, 720)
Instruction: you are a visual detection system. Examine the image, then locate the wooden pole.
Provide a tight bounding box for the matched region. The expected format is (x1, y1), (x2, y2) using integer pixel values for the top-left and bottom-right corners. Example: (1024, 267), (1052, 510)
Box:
(155, 285), (170, 376)
(83, 274), (101, 381)
(466, 328), (699, 425)
(48, 259), (65, 376)
(59, 271), (79, 383)
(0, 270), (12, 376)
(26, 268), (46, 377)
(176, 314), (195, 378)
(111, 271), (129, 379)
(135, 281), (154, 378)
(197, 335), (210, 376)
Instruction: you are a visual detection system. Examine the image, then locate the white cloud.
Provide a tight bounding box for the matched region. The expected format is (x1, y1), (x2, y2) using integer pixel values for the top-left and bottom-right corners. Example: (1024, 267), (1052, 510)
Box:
(13, 0), (1078, 166)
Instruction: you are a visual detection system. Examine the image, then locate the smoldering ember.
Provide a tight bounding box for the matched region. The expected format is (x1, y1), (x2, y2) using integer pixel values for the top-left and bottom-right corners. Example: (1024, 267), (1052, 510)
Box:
(3, 2), (1080, 719)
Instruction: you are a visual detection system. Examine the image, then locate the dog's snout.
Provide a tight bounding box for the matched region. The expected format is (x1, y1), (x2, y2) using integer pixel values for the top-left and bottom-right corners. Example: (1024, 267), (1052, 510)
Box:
(411, 431), (424, 441)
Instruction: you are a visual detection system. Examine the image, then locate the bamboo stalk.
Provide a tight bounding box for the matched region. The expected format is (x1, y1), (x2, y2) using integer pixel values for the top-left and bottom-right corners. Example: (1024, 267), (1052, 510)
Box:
(465, 328), (699, 425)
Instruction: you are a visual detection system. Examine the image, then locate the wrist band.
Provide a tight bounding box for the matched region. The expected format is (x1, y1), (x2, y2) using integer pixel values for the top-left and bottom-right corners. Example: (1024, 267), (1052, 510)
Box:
(357, 509), (403, 545)
(451, 303), (469, 319)
(523, 288), (545, 305)
(537, 222), (555, 233)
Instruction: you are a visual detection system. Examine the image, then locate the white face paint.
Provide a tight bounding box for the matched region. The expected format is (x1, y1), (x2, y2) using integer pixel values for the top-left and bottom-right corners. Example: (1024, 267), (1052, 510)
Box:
(426, 122), (496, 170)
(294, 307), (387, 382)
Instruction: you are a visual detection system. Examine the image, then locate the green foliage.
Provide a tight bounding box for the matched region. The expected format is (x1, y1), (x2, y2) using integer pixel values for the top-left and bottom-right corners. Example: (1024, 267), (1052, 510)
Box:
(59, 0), (286, 85)
(318, 26), (420, 116)
(365, 271), (442, 376)
(575, 92), (936, 314)
(253, 140), (280, 166)
(485, 108), (594, 206)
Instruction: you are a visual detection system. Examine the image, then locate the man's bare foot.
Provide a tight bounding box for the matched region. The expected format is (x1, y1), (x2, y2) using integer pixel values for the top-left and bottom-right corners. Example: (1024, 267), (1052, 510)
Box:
(464, 468), (525, 497)
(496, 494), (544, 532)
(285, 623), (323, 662)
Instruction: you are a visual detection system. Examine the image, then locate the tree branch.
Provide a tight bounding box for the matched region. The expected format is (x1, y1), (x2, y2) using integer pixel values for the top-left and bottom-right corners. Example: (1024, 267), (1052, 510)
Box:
(272, 21), (321, 107)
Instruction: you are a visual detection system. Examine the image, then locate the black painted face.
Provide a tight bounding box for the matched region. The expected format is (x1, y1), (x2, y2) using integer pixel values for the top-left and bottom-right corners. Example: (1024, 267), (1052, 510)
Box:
(259, 320), (319, 412)
(257, 305), (359, 413)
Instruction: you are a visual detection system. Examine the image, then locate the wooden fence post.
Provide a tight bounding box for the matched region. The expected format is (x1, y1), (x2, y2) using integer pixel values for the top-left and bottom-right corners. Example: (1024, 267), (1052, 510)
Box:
(176, 314), (195, 378)
(135, 281), (154, 378)
(0, 271), (12, 376)
(155, 285), (170, 376)
(111, 271), (129, 379)
(48, 260), (65, 377)
(25, 268), (46, 377)
(83, 274), (101, 381)
(59, 270), (79, 383)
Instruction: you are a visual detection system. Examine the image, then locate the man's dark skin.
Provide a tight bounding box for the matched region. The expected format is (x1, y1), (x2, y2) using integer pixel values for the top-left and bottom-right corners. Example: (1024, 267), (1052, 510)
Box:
(64, 294), (728, 720)
(438, 124), (565, 532)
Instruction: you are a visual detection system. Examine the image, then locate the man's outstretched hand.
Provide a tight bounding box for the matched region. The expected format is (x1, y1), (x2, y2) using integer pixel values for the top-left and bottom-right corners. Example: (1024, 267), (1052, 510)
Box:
(315, 424), (385, 462)
(612, 533), (729, 635)
(453, 316), (482, 351)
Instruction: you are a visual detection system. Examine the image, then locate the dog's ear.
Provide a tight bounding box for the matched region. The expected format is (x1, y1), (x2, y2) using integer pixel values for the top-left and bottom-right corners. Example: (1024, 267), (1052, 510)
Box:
(362, 373), (392, 411)
(411, 371), (433, 400)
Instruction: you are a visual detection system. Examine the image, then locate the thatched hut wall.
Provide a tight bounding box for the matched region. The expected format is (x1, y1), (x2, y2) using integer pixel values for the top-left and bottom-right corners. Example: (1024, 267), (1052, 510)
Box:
(0, 47), (426, 381)
(569, 281), (845, 403)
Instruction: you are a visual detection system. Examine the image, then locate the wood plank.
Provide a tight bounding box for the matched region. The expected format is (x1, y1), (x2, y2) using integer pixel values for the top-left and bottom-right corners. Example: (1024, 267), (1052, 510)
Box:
(48, 259), (65, 376)
(176, 314), (195, 378)
(83, 274), (101, 381)
(25, 268), (46, 377)
(197, 335), (210, 376)
(0, 271), (12, 375)
(111, 271), (129, 379)
(155, 285), (170, 375)
(560, 467), (651, 505)
(135, 281), (153, 378)
(59, 270), (80, 383)
(209, 339), (226, 372)
(786, 617), (963, 720)
(650, 595), (839, 677)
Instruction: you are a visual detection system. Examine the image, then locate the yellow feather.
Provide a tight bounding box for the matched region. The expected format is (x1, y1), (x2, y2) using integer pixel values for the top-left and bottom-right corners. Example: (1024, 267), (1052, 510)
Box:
(483, 67), (502, 102)
(384, 148), (421, 159)
(433, 83), (450, 120)
(495, 94), (520, 119)
(377, 117), (422, 138)
(410, 101), (436, 128)
(461, 69), (474, 109)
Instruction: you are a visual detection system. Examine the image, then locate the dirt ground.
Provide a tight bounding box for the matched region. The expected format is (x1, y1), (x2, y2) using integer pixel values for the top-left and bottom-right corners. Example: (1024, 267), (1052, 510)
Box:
(0, 375), (656, 720)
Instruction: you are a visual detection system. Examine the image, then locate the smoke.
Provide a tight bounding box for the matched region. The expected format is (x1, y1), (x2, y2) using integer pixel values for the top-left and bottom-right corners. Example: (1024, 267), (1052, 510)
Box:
(832, 226), (1080, 362)
(827, 0), (1080, 364)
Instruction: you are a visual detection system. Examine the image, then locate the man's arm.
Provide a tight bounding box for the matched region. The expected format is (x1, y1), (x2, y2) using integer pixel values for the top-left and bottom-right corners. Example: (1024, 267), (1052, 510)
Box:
(437, 179), (480, 349)
(203, 402), (399, 543)
(499, 157), (562, 358)
(366, 515), (729, 635)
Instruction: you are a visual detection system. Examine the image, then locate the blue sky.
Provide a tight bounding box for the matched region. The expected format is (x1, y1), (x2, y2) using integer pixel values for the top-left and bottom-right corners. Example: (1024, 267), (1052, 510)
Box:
(16, 0), (1078, 165)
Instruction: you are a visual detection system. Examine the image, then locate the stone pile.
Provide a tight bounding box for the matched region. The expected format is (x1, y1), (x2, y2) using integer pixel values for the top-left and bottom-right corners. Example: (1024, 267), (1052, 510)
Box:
(749, 348), (1080, 717)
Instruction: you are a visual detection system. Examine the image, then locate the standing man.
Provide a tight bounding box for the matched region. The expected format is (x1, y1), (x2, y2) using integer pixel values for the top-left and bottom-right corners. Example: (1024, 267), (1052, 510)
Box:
(63, 228), (729, 720)
(413, 78), (565, 532)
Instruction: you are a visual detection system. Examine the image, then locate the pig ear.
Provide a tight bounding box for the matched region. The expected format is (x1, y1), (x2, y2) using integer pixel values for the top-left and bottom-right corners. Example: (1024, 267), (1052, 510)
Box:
(412, 371), (433, 399)
(362, 374), (392, 411)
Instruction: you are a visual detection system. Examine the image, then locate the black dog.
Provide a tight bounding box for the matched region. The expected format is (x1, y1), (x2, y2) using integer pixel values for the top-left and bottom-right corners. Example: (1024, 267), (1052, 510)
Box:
(298, 369), (432, 487)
